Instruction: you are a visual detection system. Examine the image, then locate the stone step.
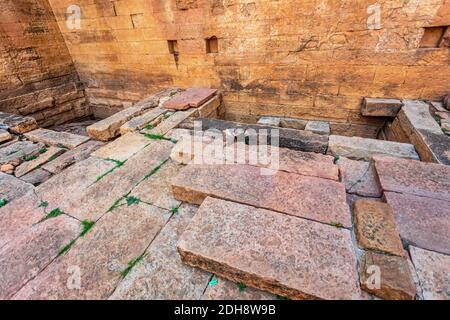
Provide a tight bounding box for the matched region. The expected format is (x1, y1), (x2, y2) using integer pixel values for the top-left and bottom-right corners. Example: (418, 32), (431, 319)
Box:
(385, 192), (450, 255)
(0, 215), (80, 299)
(177, 197), (360, 300)
(25, 129), (90, 149)
(13, 202), (171, 300)
(0, 172), (35, 204)
(172, 163), (351, 227)
(119, 106), (167, 135)
(0, 141), (44, 164)
(337, 158), (382, 197)
(164, 88), (218, 110)
(202, 276), (277, 300)
(15, 146), (65, 178)
(197, 118), (329, 153)
(0, 112), (38, 134)
(374, 155), (450, 202)
(110, 204), (211, 300)
(328, 135), (419, 161)
(91, 132), (150, 162)
(361, 98), (403, 117)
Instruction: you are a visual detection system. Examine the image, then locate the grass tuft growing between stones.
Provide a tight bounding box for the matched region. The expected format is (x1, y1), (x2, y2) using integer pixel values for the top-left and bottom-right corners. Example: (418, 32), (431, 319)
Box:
(24, 155), (38, 162)
(0, 198), (8, 208)
(276, 295), (290, 300)
(237, 282), (247, 292)
(170, 206), (179, 215)
(142, 158), (169, 180)
(144, 123), (154, 130)
(120, 255), (144, 278)
(39, 200), (49, 208)
(39, 147), (48, 154)
(39, 208), (63, 223)
(95, 159), (127, 183)
(58, 220), (96, 256)
(126, 196), (140, 206)
(58, 239), (76, 257)
(144, 133), (170, 141)
(330, 221), (344, 229)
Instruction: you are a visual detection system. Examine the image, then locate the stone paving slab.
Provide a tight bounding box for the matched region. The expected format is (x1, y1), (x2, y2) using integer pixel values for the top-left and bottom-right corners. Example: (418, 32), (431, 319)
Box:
(143, 110), (197, 136)
(178, 197), (361, 300)
(110, 204), (211, 300)
(202, 276), (277, 300)
(120, 107), (167, 135)
(353, 199), (404, 256)
(0, 215), (81, 299)
(91, 132), (150, 162)
(42, 141), (104, 174)
(0, 141), (44, 164)
(0, 172), (35, 203)
(337, 158), (382, 197)
(374, 156), (450, 202)
(0, 129), (12, 143)
(131, 160), (182, 210)
(15, 146), (65, 178)
(385, 192), (450, 255)
(164, 88), (218, 110)
(409, 246), (450, 300)
(0, 112), (38, 134)
(20, 168), (52, 186)
(361, 98), (403, 117)
(328, 135), (419, 161)
(172, 163), (351, 227)
(25, 129), (90, 149)
(13, 202), (171, 300)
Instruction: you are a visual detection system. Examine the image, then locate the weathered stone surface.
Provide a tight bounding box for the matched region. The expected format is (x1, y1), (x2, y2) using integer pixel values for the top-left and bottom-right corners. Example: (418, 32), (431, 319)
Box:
(328, 135), (419, 161)
(0, 215), (80, 299)
(15, 146), (65, 178)
(20, 168), (52, 186)
(119, 107), (167, 135)
(430, 101), (447, 113)
(0, 112), (38, 134)
(409, 246), (450, 300)
(385, 192), (450, 255)
(42, 140), (104, 174)
(399, 100), (442, 135)
(305, 121), (330, 135)
(13, 203), (171, 300)
(178, 197), (360, 300)
(0, 129), (12, 143)
(385, 117), (411, 143)
(25, 129), (90, 149)
(203, 276), (277, 300)
(191, 96), (221, 118)
(143, 110), (197, 136)
(1, 163), (14, 173)
(257, 117), (281, 127)
(359, 252), (416, 300)
(280, 117), (308, 130)
(410, 129), (450, 165)
(92, 132), (150, 162)
(0, 172), (35, 203)
(173, 163), (351, 227)
(199, 118), (329, 153)
(374, 156), (450, 202)
(353, 200), (404, 256)
(131, 160), (182, 210)
(337, 158), (382, 197)
(0, 141), (43, 164)
(164, 88), (218, 110)
(361, 98), (403, 117)
(110, 204), (211, 300)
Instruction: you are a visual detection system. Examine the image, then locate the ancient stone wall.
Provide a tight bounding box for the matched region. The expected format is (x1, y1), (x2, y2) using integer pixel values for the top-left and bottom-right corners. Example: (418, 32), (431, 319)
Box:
(0, 0), (89, 127)
(46, 0), (450, 134)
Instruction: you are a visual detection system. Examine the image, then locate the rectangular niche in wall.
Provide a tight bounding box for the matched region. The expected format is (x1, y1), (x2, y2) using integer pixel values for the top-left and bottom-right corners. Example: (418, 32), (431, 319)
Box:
(206, 36), (218, 53)
(420, 26), (449, 48)
(167, 40), (179, 54)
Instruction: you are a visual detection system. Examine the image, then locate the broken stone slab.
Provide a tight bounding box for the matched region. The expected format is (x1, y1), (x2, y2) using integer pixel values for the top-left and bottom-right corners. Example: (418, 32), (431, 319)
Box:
(110, 204), (211, 300)
(199, 118), (329, 153)
(305, 121), (330, 135)
(0, 215), (81, 299)
(328, 135), (419, 161)
(25, 129), (90, 149)
(177, 197), (361, 300)
(385, 192), (450, 255)
(0, 112), (38, 134)
(142, 109), (197, 136)
(361, 98), (403, 117)
(202, 276), (277, 300)
(0, 172), (35, 204)
(257, 117), (281, 127)
(119, 107), (167, 135)
(15, 146), (65, 178)
(20, 168), (52, 186)
(359, 251), (416, 300)
(353, 199), (404, 256)
(409, 246), (450, 300)
(280, 117), (308, 130)
(41, 140), (104, 174)
(13, 202), (171, 300)
(0, 129), (12, 143)
(91, 132), (150, 162)
(172, 163), (351, 227)
(409, 128), (450, 165)
(164, 88), (218, 111)
(337, 158), (382, 197)
(374, 156), (450, 202)
(0, 141), (44, 164)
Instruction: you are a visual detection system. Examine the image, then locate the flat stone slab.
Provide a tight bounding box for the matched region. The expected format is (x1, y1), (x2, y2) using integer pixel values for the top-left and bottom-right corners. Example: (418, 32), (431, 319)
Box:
(0, 215), (80, 299)
(374, 156), (450, 202)
(178, 197), (361, 300)
(0, 172), (35, 203)
(361, 98), (403, 117)
(353, 199), (404, 256)
(328, 135), (419, 161)
(0, 129), (12, 143)
(337, 158), (382, 197)
(91, 132), (150, 162)
(164, 88), (218, 110)
(410, 246), (450, 300)
(172, 163), (351, 227)
(359, 251), (416, 300)
(202, 276), (277, 300)
(15, 146), (65, 178)
(143, 109), (197, 136)
(385, 192), (450, 255)
(305, 121), (330, 135)
(0, 141), (44, 164)
(20, 168), (52, 186)
(399, 100), (442, 135)
(0, 112), (38, 134)
(42, 140), (104, 174)
(25, 129), (90, 149)
(257, 117), (281, 127)
(14, 202), (171, 300)
(110, 204), (211, 300)
(120, 107), (167, 135)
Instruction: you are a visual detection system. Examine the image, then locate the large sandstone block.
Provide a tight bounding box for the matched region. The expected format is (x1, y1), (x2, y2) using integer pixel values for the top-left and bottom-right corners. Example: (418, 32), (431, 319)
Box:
(0, 112), (38, 134)
(142, 109), (198, 136)
(25, 129), (90, 149)
(172, 163), (351, 227)
(361, 98), (403, 117)
(177, 197), (361, 300)
(328, 135), (419, 161)
(119, 107), (167, 135)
